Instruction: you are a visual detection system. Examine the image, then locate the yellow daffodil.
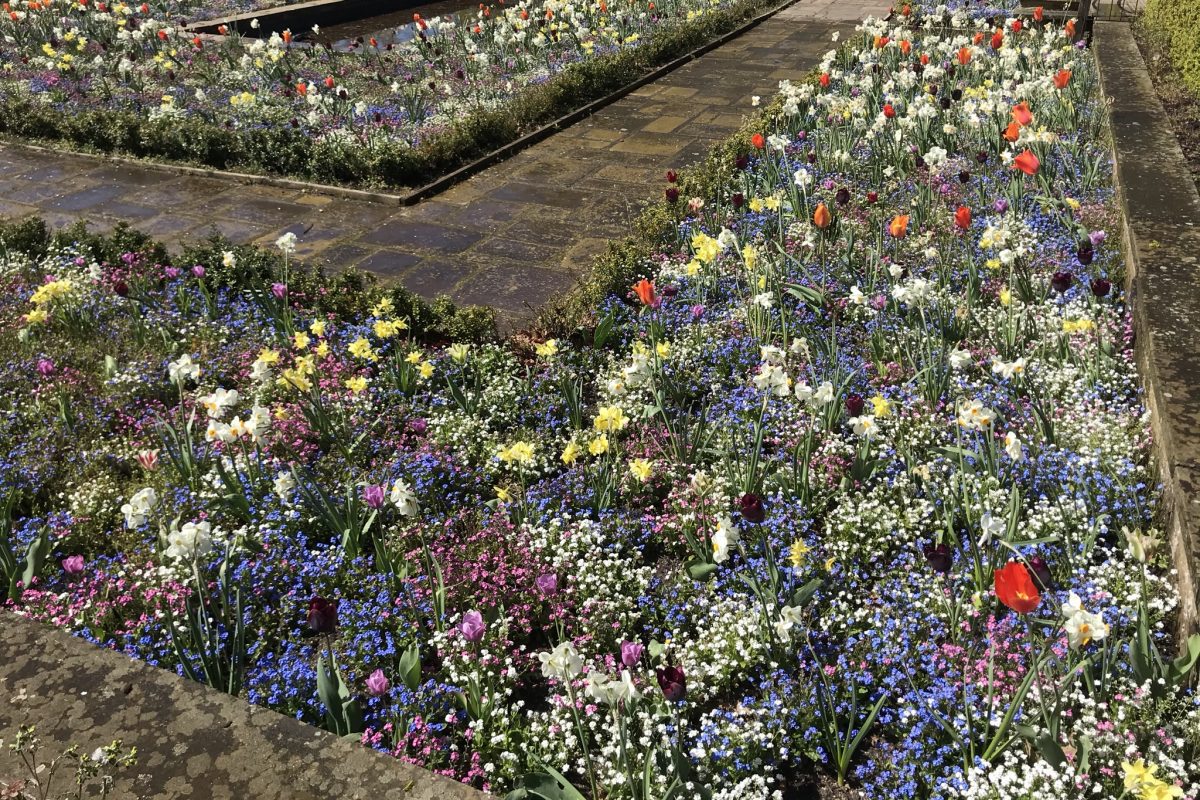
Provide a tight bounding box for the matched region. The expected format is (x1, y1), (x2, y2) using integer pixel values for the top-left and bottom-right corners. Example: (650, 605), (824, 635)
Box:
(292, 331), (310, 350)
(419, 361), (434, 379)
(535, 339), (558, 358)
(309, 319), (327, 337)
(629, 458), (652, 482)
(561, 441), (580, 465)
(870, 395), (891, 417)
(348, 338), (377, 361)
(345, 376), (368, 393)
(593, 405), (629, 432)
(788, 540), (811, 568)
(589, 434), (610, 456)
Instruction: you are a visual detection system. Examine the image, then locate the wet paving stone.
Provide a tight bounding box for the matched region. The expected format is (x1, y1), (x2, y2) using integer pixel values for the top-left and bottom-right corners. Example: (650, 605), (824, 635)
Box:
(360, 220), (485, 253)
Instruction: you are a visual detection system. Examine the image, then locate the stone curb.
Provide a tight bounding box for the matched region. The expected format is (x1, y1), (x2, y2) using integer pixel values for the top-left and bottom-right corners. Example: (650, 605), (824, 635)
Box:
(1095, 21), (1200, 643)
(0, 611), (488, 799)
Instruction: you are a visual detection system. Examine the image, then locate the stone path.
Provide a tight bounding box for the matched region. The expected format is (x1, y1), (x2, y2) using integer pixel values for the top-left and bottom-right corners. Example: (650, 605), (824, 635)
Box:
(0, 0), (889, 323)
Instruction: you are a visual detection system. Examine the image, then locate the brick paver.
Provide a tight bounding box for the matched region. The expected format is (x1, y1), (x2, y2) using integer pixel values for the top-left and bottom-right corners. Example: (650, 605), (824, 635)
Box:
(0, 0), (891, 323)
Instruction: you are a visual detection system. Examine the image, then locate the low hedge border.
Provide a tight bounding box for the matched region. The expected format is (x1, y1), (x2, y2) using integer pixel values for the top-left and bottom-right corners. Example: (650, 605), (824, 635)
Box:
(0, 0), (792, 194)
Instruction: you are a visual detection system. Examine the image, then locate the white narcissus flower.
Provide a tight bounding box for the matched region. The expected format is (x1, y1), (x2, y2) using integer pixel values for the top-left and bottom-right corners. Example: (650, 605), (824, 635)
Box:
(166, 520), (215, 562)
(794, 381), (814, 403)
(121, 487), (158, 529)
(811, 381), (835, 407)
(849, 415), (878, 439)
(168, 353), (200, 384)
(991, 356), (1027, 380)
(199, 387), (239, 419)
(949, 349), (973, 370)
(274, 471), (296, 499)
(848, 284), (866, 306)
(1061, 593), (1109, 648)
(389, 479), (420, 517)
(711, 515), (739, 563)
(773, 605), (805, 640)
(1004, 431), (1023, 461)
(978, 512), (1005, 546)
(539, 642), (583, 681)
(752, 363), (789, 398)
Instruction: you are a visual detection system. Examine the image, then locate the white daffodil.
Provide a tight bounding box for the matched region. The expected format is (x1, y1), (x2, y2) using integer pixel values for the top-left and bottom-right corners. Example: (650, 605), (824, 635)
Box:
(166, 520), (215, 562)
(389, 479), (420, 517)
(712, 515), (739, 563)
(1061, 593), (1109, 648)
(121, 487), (158, 529)
(539, 642), (583, 681)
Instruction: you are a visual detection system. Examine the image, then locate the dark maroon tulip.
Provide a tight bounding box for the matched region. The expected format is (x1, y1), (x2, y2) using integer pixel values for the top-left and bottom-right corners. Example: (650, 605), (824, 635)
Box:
(665, 170), (678, 183)
(738, 493), (765, 524)
(835, 187), (851, 206)
(1090, 277), (1111, 298)
(1028, 556), (1053, 591)
(845, 393), (865, 417)
(665, 187), (680, 203)
(958, 170), (971, 184)
(307, 597), (339, 635)
(731, 192), (745, 209)
(1076, 245), (1094, 266)
(1051, 271), (1074, 293)
(914, 156), (927, 169)
(951, 88), (963, 101)
(867, 191), (879, 204)
(656, 666), (686, 701)
(735, 155), (749, 171)
(807, 151), (817, 164)
(923, 544), (953, 575)
(661, 284), (678, 299)
(976, 150), (989, 164)
(112, 281), (129, 297)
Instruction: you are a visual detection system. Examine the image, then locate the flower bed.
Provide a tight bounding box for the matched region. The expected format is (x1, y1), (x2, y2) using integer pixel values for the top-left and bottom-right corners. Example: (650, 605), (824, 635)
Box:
(0, 0), (781, 190)
(3, 4), (1200, 799)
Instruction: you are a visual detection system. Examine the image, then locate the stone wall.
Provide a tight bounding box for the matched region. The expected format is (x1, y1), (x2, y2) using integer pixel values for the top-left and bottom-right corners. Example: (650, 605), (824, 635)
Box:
(1095, 20), (1200, 643)
(0, 611), (487, 799)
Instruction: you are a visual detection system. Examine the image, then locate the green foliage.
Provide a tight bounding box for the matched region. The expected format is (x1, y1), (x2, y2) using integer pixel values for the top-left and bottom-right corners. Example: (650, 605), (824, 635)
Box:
(1142, 0), (1200, 95)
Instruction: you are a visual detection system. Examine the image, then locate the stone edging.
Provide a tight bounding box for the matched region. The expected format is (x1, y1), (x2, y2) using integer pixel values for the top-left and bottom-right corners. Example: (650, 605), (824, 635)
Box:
(1, 0), (802, 209)
(1094, 21), (1200, 643)
(0, 611), (488, 799)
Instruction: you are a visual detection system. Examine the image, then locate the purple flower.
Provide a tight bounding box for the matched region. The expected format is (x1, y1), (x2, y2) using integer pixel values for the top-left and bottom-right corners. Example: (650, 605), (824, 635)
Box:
(690, 304), (705, 322)
(271, 283), (287, 299)
(362, 484), (385, 509)
(365, 669), (390, 697)
(61, 555), (85, 575)
(923, 544), (953, 575)
(36, 359), (55, 377)
(164, 266), (181, 279)
(1028, 556), (1053, 591)
(1051, 271), (1074, 293)
(408, 418), (428, 435)
(620, 641), (644, 668)
(460, 610), (486, 643)
(192, 265), (206, 278)
(1089, 230), (1106, 247)
(656, 665), (686, 701)
(738, 493), (765, 524)
(307, 596), (338, 635)
(1090, 277), (1112, 298)
(993, 198), (1009, 214)
(536, 573), (558, 595)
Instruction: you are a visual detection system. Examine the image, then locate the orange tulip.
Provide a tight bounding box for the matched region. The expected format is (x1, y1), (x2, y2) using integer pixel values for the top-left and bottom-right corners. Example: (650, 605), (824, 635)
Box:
(1033, 5), (1044, 21)
(990, 30), (1004, 50)
(994, 561), (1041, 614)
(957, 46), (971, 65)
(954, 206), (971, 230)
(1065, 18), (1076, 38)
(899, 39), (911, 55)
(972, 32), (984, 45)
(813, 203), (832, 230)
(750, 133), (765, 149)
(1011, 101), (1032, 127)
(1012, 149), (1040, 176)
(819, 73), (830, 88)
(632, 279), (659, 308)
(1053, 69), (1072, 89)
(889, 215), (909, 238)
(281, 29), (292, 43)
(295, 82), (307, 96)
(1003, 122), (1020, 142)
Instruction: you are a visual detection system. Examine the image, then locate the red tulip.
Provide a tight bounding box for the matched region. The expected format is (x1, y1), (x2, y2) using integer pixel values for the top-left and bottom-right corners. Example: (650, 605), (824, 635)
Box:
(882, 103), (895, 119)
(819, 73), (830, 88)
(1011, 19), (1023, 33)
(994, 562), (1040, 613)
(954, 206), (972, 230)
(1053, 69), (1072, 89)
(990, 30), (1004, 50)
(1033, 5), (1044, 21)
(1011, 102), (1033, 127)
(750, 133), (765, 150)
(1012, 149), (1040, 176)
(632, 278), (660, 308)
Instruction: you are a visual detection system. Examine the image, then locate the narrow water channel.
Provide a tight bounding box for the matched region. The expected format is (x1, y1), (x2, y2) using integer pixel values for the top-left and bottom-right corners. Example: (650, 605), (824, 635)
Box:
(303, 0), (480, 50)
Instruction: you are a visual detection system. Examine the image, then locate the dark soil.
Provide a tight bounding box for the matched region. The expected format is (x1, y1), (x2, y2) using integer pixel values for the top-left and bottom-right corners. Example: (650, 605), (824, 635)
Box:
(1134, 25), (1200, 193)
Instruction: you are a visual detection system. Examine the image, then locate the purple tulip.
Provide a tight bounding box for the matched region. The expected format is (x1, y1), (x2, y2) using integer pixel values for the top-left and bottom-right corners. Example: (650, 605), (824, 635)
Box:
(307, 596), (339, 635)
(1090, 278), (1111, 298)
(36, 358), (55, 377)
(271, 283), (288, 299)
(164, 266), (181, 279)
(993, 198), (1009, 214)
(61, 555), (85, 575)
(192, 265), (206, 278)
(409, 418), (428, 435)
(1051, 271), (1074, 293)
(620, 641), (644, 668)
(690, 304), (705, 322)
(1089, 230), (1107, 247)
(656, 665), (687, 701)
(365, 669), (390, 697)
(362, 484), (385, 509)
(738, 493), (765, 524)
(1028, 556), (1053, 591)
(460, 610), (486, 643)
(536, 573), (558, 595)
(923, 544), (953, 575)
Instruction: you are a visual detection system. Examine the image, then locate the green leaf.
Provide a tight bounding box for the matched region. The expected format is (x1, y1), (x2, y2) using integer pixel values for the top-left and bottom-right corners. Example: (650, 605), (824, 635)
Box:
(518, 762), (587, 800)
(1167, 634), (1200, 685)
(790, 577), (823, 609)
(685, 560), (718, 581)
(399, 643), (422, 692)
(1033, 733), (1068, 767)
(316, 654), (342, 731)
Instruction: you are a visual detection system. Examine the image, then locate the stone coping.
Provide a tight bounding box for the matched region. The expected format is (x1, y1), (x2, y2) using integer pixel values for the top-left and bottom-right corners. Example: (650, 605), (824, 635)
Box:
(0, 611), (488, 799)
(1095, 20), (1200, 643)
